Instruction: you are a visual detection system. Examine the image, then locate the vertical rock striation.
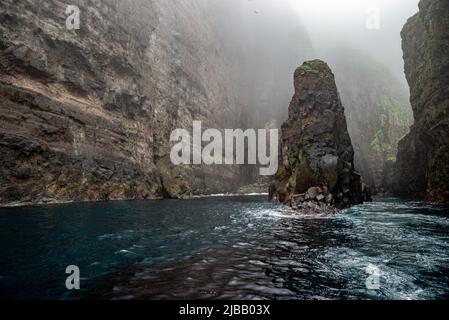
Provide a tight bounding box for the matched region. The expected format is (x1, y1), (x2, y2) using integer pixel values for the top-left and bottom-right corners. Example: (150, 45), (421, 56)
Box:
(390, 0), (449, 203)
(0, 0), (242, 205)
(269, 60), (369, 211)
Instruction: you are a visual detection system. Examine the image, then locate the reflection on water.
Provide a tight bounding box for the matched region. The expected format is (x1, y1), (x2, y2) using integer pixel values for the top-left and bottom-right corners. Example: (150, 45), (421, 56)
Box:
(1, 196), (449, 300)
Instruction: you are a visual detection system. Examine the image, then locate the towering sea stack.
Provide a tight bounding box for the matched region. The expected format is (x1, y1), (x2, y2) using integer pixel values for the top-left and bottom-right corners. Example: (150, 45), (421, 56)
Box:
(389, 0), (449, 203)
(269, 60), (369, 211)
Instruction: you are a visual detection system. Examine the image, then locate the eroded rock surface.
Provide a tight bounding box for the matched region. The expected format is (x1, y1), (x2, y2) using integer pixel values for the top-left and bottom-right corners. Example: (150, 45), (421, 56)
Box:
(269, 60), (370, 211)
(0, 0), (241, 205)
(388, 0), (449, 203)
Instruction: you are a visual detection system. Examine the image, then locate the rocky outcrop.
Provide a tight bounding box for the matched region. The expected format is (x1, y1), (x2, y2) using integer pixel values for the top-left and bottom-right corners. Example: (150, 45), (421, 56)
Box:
(0, 0), (242, 205)
(389, 0), (449, 203)
(269, 60), (369, 211)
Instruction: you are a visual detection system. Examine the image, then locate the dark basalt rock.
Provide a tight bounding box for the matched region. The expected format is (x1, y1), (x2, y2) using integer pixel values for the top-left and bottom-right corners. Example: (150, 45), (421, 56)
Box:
(0, 0), (243, 205)
(0, 0), (316, 206)
(269, 60), (370, 211)
(387, 0), (449, 203)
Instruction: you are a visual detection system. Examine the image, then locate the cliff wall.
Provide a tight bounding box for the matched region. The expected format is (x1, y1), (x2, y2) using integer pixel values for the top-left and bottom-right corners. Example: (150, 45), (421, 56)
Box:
(0, 0), (242, 205)
(390, 0), (449, 202)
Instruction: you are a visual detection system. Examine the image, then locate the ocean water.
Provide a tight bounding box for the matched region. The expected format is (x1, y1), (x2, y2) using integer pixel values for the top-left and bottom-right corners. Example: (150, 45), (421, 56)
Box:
(0, 196), (448, 300)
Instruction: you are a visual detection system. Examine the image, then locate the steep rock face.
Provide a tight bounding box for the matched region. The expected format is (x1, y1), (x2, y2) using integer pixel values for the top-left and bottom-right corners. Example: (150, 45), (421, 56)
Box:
(0, 0), (242, 205)
(390, 0), (449, 202)
(269, 60), (367, 210)
(327, 48), (413, 192)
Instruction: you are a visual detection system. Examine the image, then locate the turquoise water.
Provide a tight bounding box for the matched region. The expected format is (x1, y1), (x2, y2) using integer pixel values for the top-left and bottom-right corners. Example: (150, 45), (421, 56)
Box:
(0, 196), (448, 300)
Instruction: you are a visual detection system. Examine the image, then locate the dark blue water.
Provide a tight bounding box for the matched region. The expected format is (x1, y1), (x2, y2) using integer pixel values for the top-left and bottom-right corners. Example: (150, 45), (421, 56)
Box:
(0, 196), (448, 300)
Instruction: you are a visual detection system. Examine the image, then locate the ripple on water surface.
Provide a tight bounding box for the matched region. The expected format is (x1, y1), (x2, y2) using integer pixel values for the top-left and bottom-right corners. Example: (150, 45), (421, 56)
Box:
(0, 196), (448, 300)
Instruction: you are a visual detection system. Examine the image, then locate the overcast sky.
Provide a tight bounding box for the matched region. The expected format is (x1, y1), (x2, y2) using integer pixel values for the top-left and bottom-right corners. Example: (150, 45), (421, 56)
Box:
(217, 0), (421, 83)
(288, 0), (420, 82)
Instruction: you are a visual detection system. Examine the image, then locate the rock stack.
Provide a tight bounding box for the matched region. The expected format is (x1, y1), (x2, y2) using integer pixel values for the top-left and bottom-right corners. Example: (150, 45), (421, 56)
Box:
(269, 60), (370, 211)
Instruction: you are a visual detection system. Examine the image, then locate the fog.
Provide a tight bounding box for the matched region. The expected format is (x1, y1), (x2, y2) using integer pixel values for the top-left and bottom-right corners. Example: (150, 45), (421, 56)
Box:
(290, 0), (420, 82)
(208, 0), (419, 188)
(209, 0), (419, 127)
(209, 0), (315, 127)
